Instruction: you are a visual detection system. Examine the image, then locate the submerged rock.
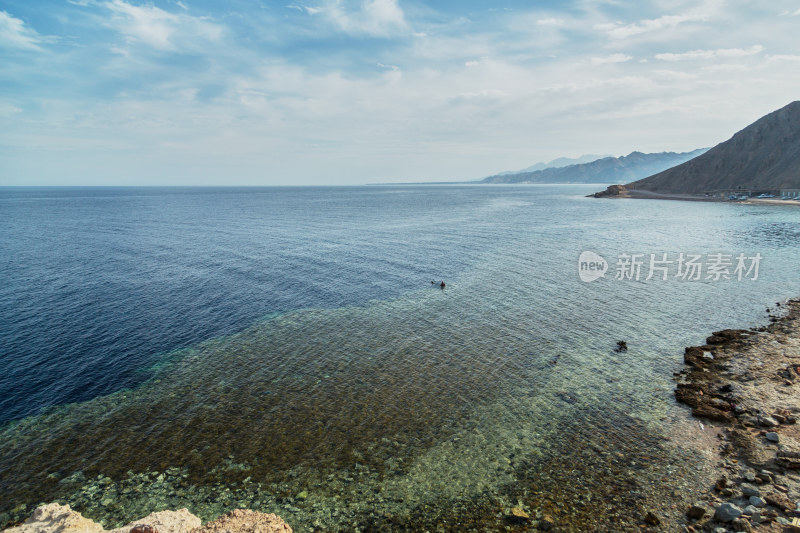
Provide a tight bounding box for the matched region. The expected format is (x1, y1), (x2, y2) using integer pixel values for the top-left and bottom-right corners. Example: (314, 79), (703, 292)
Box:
(507, 507), (529, 523)
(643, 511), (660, 525)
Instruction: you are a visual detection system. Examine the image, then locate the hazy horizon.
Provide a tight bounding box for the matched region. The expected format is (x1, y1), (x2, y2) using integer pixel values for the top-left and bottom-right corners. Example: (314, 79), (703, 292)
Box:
(2, 0), (800, 186)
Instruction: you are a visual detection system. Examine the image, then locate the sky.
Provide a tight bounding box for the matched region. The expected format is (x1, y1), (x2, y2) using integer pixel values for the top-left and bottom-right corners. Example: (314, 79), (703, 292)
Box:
(1, 0), (799, 185)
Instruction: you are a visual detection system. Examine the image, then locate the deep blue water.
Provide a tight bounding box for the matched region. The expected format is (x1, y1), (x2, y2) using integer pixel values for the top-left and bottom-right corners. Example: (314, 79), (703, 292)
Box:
(1, 185), (799, 531)
(0, 186), (501, 423)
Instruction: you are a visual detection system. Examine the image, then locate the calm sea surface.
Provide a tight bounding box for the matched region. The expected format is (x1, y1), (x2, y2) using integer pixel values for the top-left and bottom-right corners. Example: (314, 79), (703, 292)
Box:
(1, 185), (799, 530)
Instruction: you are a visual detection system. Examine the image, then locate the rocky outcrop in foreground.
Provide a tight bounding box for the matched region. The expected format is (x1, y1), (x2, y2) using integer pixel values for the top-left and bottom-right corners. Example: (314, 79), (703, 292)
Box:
(2, 504), (290, 533)
(674, 299), (800, 531)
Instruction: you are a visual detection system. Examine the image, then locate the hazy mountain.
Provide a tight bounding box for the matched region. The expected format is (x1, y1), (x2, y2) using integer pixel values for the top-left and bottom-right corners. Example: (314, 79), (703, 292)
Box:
(625, 101), (800, 194)
(481, 149), (708, 184)
(494, 154), (610, 176)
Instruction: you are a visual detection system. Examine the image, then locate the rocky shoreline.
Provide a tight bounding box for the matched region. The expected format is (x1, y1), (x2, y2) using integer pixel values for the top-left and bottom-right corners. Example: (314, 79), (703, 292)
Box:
(674, 299), (800, 532)
(590, 185), (800, 207)
(3, 504), (292, 533)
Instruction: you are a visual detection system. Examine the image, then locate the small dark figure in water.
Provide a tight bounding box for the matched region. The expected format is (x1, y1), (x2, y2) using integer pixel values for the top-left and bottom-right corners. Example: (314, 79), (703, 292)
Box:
(615, 340), (627, 352)
(431, 280), (436, 285)
(440, 281), (445, 289)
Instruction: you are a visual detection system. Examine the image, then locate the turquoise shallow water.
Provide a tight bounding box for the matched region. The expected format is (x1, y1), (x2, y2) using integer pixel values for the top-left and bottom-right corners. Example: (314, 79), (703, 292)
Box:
(1, 185), (799, 530)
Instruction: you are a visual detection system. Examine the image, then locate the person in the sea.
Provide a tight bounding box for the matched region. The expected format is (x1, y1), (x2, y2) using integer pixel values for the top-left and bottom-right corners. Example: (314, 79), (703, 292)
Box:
(440, 281), (445, 289)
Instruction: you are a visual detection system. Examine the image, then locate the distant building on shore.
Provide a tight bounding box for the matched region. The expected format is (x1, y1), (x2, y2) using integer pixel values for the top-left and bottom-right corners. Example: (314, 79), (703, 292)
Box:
(704, 188), (800, 199)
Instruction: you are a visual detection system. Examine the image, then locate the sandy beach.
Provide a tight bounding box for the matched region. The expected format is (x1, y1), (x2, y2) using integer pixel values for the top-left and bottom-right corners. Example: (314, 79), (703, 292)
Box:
(743, 198), (800, 207)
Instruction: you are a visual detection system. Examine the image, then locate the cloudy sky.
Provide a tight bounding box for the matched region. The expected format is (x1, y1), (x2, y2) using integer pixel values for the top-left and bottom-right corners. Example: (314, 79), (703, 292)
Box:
(2, 0), (799, 185)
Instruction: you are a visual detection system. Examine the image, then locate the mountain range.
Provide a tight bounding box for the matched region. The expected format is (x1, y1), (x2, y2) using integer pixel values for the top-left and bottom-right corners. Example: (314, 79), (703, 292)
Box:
(493, 154), (610, 176)
(480, 149), (708, 184)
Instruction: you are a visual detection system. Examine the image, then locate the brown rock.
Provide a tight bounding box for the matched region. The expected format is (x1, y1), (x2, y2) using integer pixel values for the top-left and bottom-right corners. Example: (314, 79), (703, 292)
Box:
(686, 504), (707, 519)
(763, 492), (793, 511)
(683, 346), (714, 367)
(692, 404), (733, 422)
(110, 510), (200, 533)
(191, 510), (291, 533)
(675, 383), (703, 408)
(2, 504), (104, 533)
(590, 184), (630, 198)
(730, 517), (753, 532)
(508, 507), (529, 523)
(537, 514), (555, 531)
(643, 511), (660, 525)
(728, 428), (773, 465)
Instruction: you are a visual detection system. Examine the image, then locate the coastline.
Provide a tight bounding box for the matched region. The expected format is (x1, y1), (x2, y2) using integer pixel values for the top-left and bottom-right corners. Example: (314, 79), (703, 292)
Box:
(673, 298), (800, 531)
(590, 186), (800, 206)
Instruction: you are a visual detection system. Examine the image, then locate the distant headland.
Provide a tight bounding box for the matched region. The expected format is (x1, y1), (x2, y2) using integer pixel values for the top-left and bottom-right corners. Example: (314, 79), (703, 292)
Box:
(591, 101), (800, 202)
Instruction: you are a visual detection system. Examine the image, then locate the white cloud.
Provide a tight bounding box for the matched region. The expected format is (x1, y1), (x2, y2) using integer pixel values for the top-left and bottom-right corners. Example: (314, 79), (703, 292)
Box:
(0, 101), (23, 117)
(6, 0), (800, 185)
(767, 54), (800, 63)
(591, 53), (632, 65)
(0, 11), (44, 51)
(103, 0), (223, 51)
(605, 10), (709, 39)
(655, 45), (764, 61)
(536, 18), (567, 26)
(287, 4), (322, 15)
(316, 0), (408, 36)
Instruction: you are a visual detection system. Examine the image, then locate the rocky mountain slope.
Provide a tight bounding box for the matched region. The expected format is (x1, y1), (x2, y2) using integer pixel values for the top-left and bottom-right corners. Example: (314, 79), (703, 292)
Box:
(626, 101), (800, 194)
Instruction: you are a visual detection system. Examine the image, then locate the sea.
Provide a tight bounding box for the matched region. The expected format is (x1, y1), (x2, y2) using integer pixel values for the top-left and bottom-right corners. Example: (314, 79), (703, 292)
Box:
(1, 185), (799, 531)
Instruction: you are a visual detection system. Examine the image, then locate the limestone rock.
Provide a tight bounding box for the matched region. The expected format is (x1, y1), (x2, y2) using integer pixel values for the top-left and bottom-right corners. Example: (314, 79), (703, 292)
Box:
(4, 506), (291, 533)
(3, 504), (104, 533)
(191, 510), (291, 533)
(109, 510), (200, 533)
